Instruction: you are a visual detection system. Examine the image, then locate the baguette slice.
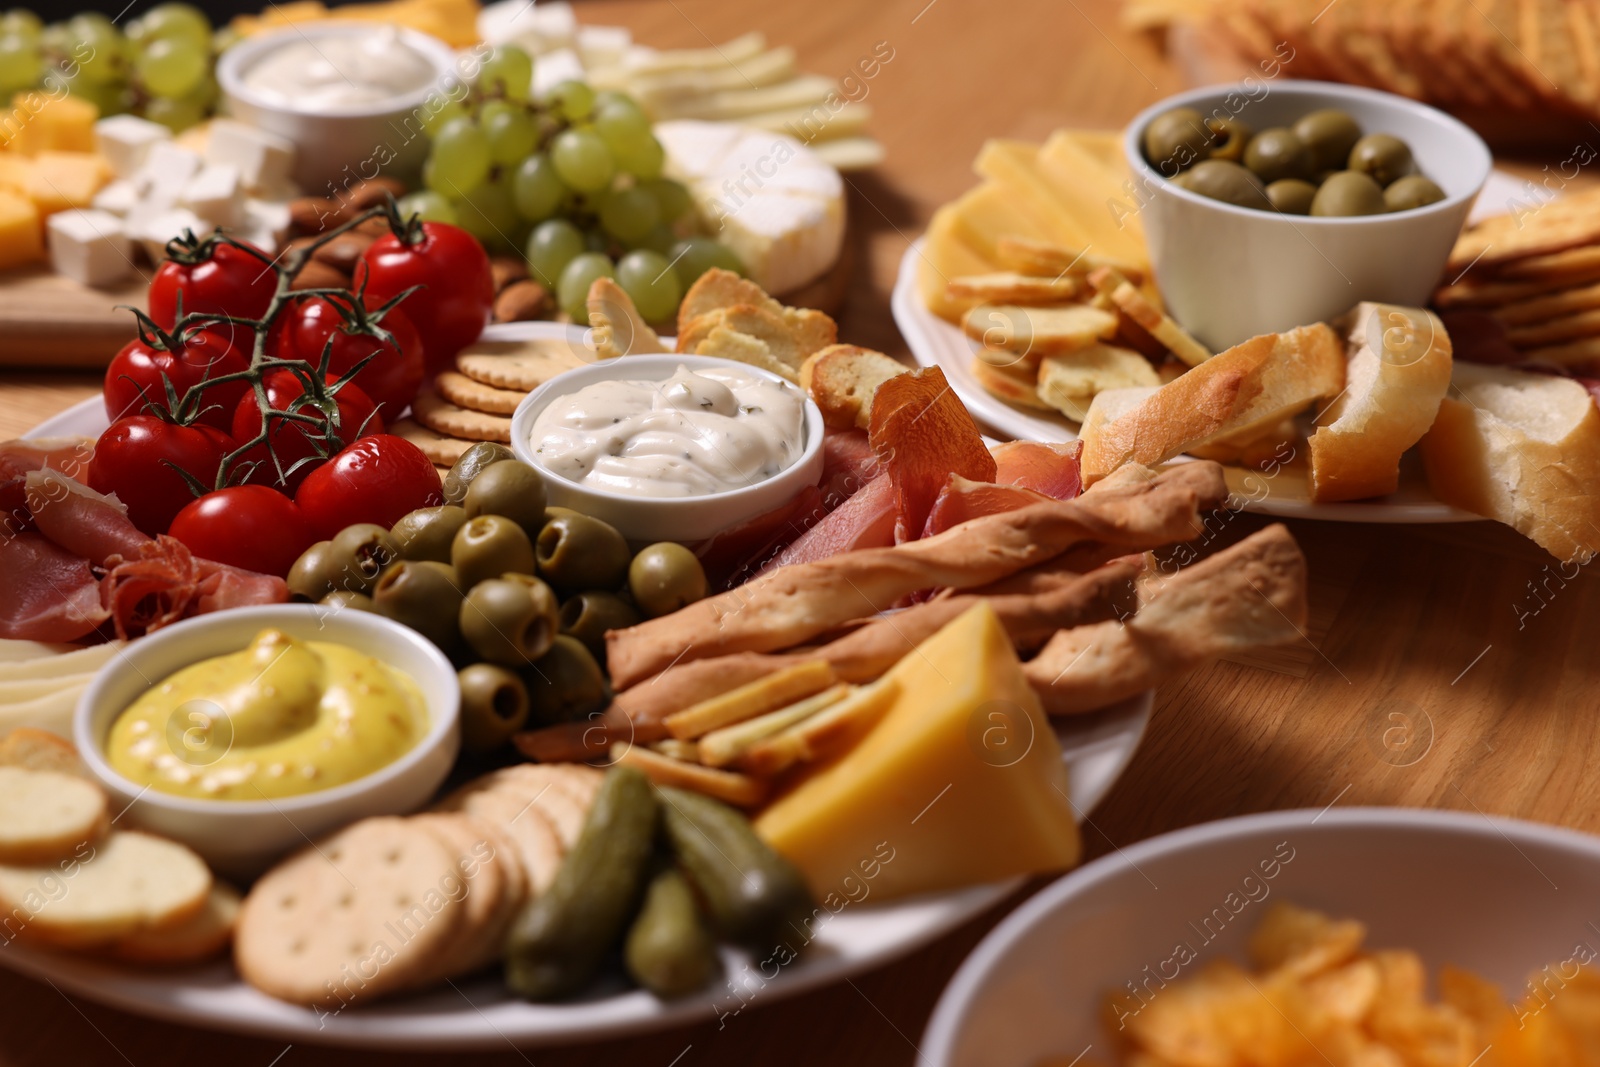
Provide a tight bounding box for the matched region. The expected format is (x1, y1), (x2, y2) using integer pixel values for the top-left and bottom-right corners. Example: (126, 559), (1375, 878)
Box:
(1309, 303), (1453, 502)
(1079, 323), (1345, 485)
(800, 344), (909, 430)
(1036, 343), (1160, 422)
(1420, 363), (1600, 562)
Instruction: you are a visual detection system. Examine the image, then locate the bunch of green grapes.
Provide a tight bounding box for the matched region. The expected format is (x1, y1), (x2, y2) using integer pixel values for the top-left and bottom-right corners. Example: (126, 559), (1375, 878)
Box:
(398, 44), (744, 326)
(0, 4), (216, 131)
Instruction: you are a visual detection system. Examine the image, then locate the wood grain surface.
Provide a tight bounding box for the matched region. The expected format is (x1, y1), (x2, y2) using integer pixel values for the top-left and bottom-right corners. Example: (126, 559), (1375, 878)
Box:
(2, 1), (1593, 1065)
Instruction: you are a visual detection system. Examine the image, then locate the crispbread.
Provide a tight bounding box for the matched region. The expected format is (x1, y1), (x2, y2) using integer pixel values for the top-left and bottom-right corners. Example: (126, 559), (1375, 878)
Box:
(412, 389), (513, 444)
(456, 338), (590, 391)
(434, 371), (528, 416)
(1035, 343), (1162, 422)
(946, 272), (1088, 306)
(587, 276), (665, 357)
(1519, 335), (1600, 364)
(1505, 308), (1600, 347)
(1448, 188), (1600, 274)
(970, 357), (1054, 409)
(800, 344), (909, 429)
(676, 268), (837, 358)
(0, 767), (106, 865)
(1090, 268), (1212, 366)
(107, 881), (239, 965)
(389, 418), (476, 466)
(992, 236), (1146, 285)
(1500, 245), (1600, 281)
(962, 303), (1118, 356)
(679, 304), (806, 366)
(235, 817), (464, 1008)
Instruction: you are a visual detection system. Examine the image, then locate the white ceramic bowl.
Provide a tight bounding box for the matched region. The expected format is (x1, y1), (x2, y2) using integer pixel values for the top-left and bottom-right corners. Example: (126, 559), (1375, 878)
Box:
(217, 21), (460, 193)
(923, 807), (1600, 1066)
(510, 353), (826, 543)
(1124, 81), (1492, 351)
(75, 605), (460, 879)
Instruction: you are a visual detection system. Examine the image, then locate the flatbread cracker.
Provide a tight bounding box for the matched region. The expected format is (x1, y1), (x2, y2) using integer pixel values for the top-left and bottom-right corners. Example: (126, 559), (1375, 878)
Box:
(946, 272), (1088, 306)
(1520, 335), (1600, 365)
(1493, 280), (1600, 325)
(434, 371), (527, 416)
(412, 390), (513, 444)
(390, 417), (476, 466)
(1504, 307), (1600, 346)
(970, 356), (1053, 410)
(456, 338), (590, 391)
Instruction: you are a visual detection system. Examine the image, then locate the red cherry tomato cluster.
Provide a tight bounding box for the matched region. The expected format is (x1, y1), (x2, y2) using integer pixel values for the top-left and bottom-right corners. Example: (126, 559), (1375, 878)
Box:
(86, 218), (490, 577)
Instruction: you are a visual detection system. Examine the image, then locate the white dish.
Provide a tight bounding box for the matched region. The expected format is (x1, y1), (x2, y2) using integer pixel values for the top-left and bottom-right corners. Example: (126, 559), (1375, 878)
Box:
(922, 807), (1600, 1067)
(891, 239), (1484, 524)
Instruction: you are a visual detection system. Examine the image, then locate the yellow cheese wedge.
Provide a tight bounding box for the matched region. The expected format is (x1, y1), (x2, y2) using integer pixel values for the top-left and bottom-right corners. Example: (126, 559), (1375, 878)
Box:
(0, 189), (43, 270)
(755, 602), (1081, 903)
(24, 151), (111, 216)
(5, 93), (98, 157)
(1035, 130), (1149, 265)
(974, 139), (1097, 250)
(0, 152), (34, 195)
(1061, 129), (1127, 172)
(917, 204), (998, 322)
(947, 180), (1045, 262)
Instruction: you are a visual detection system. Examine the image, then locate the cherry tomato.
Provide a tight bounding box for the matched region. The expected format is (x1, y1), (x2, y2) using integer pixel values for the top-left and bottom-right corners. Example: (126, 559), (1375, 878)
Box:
(230, 371), (382, 494)
(88, 416), (235, 535)
(354, 222), (494, 374)
(148, 240), (277, 332)
(103, 328), (251, 430)
(168, 486), (316, 578)
(295, 434), (444, 539)
(284, 296), (425, 420)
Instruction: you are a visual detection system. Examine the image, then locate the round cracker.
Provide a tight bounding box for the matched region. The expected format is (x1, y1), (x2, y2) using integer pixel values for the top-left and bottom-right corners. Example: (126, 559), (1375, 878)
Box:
(458, 816), (528, 972)
(390, 417), (476, 466)
(0, 766), (107, 865)
(412, 390), (513, 444)
(477, 764), (594, 851)
(234, 817), (465, 1008)
(434, 785), (564, 894)
(108, 881), (240, 965)
(455, 338), (590, 391)
(434, 371), (528, 416)
(409, 813), (505, 983)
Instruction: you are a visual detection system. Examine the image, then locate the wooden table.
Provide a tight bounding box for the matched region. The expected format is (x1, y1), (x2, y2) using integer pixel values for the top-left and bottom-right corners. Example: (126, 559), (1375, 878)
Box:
(3, 1), (1594, 1064)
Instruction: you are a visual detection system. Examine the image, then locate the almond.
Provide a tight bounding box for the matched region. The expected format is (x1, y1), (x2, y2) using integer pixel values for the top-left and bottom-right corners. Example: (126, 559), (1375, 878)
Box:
(493, 280), (552, 323)
(490, 255), (529, 293)
(347, 177), (407, 212)
(290, 259), (353, 292)
(288, 197), (345, 236)
(311, 232), (376, 275)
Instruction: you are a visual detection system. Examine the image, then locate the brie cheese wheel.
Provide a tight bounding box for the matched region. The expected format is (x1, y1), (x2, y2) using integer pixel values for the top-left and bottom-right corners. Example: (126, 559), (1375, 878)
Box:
(655, 120), (845, 296)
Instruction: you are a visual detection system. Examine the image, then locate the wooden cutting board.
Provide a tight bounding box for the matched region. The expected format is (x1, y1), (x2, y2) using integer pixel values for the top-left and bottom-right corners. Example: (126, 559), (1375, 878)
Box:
(0, 267), (147, 369)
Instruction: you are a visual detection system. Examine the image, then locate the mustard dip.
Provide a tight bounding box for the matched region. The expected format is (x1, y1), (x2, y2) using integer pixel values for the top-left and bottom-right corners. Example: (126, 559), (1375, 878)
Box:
(106, 629), (427, 801)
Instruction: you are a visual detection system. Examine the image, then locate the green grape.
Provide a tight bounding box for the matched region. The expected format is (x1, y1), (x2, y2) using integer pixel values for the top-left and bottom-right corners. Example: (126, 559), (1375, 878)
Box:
(558, 252), (615, 324)
(485, 106), (537, 166)
(455, 176), (520, 251)
(65, 15), (124, 87)
(584, 229), (611, 253)
(142, 92), (203, 131)
(612, 135), (664, 180)
(637, 223), (677, 255)
(511, 152), (564, 222)
(616, 250), (682, 323)
(547, 79), (594, 122)
(136, 36), (204, 98)
(592, 89), (632, 111)
(398, 190), (458, 226)
(593, 100), (651, 153)
(527, 218), (584, 288)
(549, 128), (614, 192)
(133, 4), (210, 50)
(0, 33), (41, 93)
(419, 94), (467, 135)
(179, 70), (218, 110)
(429, 116), (492, 197)
(0, 10), (41, 43)
(598, 185), (659, 244)
(478, 44), (531, 101)
(641, 178), (692, 224)
(669, 237), (746, 289)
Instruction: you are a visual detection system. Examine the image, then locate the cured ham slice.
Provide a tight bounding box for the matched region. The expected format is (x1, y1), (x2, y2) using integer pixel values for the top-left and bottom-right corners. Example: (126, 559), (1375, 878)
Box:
(0, 533), (108, 642)
(101, 538), (288, 641)
(867, 367), (996, 543)
(26, 469), (145, 563)
(990, 440), (1082, 499)
(758, 473), (896, 574)
(921, 475), (1054, 539)
(0, 437), (94, 482)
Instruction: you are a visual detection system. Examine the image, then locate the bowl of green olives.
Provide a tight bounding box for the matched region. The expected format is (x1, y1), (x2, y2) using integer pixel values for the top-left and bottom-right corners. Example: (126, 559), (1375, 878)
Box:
(1125, 81), (1491, 350)
(510, 354), (827, 543)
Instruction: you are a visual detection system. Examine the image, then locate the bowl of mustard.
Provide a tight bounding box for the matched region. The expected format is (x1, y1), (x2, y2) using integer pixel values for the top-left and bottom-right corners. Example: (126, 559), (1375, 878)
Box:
(75, 604), (460, 878)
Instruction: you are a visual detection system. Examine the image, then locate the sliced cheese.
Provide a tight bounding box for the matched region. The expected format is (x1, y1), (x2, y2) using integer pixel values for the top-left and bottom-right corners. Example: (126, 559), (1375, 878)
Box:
(974, 139), (1095, 250)
(947, 179), (1048, 262)
(1035, 130), (1148, 265)
(755, 602), (1081, 903)
(23, 151), (111, 217)
(918, 204), (998, 323)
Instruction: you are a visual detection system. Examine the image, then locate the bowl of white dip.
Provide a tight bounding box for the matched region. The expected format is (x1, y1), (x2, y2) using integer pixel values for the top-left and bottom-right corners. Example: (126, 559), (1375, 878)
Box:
(511, 354), (826, 543)
(217, 21), (460, 194)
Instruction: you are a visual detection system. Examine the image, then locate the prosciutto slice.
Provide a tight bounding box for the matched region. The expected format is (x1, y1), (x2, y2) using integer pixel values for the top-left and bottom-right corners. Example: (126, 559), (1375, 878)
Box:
(0, 437), (94, 482)
(26, 469), (146, 563)
(991, 440), (1082, 499)
(757, 472), (897, 574)
(0, 533), (109, 642)
(101, 537), (288, 641)
(921, 476), (1054, 539)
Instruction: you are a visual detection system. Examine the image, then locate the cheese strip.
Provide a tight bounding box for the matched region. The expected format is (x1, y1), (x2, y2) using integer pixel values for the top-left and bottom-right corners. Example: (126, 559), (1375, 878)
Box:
(663, 661), (837, 739)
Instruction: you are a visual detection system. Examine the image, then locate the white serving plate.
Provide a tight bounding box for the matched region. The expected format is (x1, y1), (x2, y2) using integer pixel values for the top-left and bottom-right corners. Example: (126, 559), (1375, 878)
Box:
(923, 807), (1600, 1067)
(12, 327), (1153, 1048)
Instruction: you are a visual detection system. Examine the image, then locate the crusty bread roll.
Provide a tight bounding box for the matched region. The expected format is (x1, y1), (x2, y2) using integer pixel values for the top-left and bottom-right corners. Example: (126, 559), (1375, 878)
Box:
(1308, 303), (1453, 503)
(1421, 362), (1600, 562)
(1079, 323), (1345, 485)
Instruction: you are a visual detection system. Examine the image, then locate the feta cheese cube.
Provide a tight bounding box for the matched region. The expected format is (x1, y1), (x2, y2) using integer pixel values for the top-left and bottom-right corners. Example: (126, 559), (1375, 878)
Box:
(241, 197), (292, 253)
(576, 26), (631, 69)
(181, 163), (243, 228)
(91, 179), (138, 216)
(130, 207), (207, 265)
(532, 48), (585, 97)
(205, 120), (296, 194)
(131, 142), (203, 213)
(94, 115), (172, 179)
(47, 209), (133, 288)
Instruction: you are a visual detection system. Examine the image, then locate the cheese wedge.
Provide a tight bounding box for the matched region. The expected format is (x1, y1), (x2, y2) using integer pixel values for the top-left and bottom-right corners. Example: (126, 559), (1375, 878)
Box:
(974, 140), (1097, 251)
(946, 180), (1044, 263)
(918, 204), (998, 322)
(1035, 130), (1148, 265)
(755, 602), (1081, 903)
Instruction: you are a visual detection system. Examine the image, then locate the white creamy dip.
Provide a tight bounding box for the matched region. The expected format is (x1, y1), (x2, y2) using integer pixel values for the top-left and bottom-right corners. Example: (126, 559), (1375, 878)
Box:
(243, 27), (437, 109)
(529, 365), (806, 498)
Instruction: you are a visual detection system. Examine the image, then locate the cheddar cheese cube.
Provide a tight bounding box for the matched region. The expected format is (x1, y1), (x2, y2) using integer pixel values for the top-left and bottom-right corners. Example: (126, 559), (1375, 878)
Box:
(0, 189), (44, 270)
(25, 151), (112, 216)
(5, 92), (99, 156)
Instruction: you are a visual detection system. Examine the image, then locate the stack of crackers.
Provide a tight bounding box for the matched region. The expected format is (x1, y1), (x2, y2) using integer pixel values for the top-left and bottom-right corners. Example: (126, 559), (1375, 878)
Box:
(1434, 185), (1600, 368)
(952, 237), (1212, 422)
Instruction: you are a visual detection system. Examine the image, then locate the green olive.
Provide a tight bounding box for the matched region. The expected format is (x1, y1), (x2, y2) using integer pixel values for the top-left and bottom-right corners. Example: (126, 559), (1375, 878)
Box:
(442, 441), (516, 506)
(1347, 133), (1414, 187)
(319, 590), (375, 614)
(463, 460), (547, 536)
(525, 634), (608, 725)
(372, 560), (465, 653)
(452, 514), (537, 590)
(1383, 174), (1447, 212)
(287, 540), (339, 601)
(1178, 159), (1271, 209)
(544, 506), (583, 525)
(1310, 170), (1386, 217)
(1242, 127), (1312, 185)
(392, 506), (469, 564)
(324, 523), (400, 595)
(1292, 109), (1362, 173)
(460, 575), (560, 666)
(457, 663), (530, 754)
(1143, 107), (1210, 174)
(1205, 115), (1253, 162)
(628, 543), (708, 619)
(535, 513), (631, 592)
(1265, 178), (1318, 215)
(559, 591), (642, 659)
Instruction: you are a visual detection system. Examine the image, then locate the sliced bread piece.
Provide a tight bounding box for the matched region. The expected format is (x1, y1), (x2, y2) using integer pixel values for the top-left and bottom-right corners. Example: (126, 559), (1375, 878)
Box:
(961, 303), (1118, 358)
(1309, 303), (1453, 503)
(1421, 363), (1600, 562)
(1036, 343), (1161, 422)
(800, 344), (909, 430)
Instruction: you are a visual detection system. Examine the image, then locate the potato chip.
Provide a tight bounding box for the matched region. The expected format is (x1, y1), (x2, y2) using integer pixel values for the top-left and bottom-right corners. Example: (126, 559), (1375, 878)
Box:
(1247, 902), (1366, 979)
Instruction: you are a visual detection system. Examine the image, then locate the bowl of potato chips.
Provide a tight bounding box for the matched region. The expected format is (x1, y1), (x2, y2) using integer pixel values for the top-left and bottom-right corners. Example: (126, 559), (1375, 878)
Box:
(923, 807), (1600, 1067)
